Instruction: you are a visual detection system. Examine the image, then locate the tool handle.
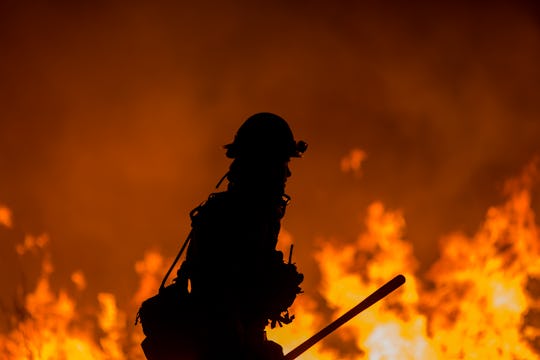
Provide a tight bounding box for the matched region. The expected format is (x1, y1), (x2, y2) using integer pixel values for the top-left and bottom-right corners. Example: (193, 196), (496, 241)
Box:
(284, 274), (406, 360)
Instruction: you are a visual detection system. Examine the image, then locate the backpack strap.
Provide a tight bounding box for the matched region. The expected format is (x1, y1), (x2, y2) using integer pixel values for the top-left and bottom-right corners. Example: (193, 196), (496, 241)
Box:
(159, 229), (193, 292)
(158, 199), (209, 292)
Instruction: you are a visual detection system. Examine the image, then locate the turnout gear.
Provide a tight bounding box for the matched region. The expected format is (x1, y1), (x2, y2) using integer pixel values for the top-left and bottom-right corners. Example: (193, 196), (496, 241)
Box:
(137, 113), (306, 360)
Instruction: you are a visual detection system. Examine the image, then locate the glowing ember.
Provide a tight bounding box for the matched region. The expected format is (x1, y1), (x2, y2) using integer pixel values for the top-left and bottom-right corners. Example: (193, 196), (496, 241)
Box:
(71, 271), (87, 292)
(340, 149), (368, 177)
(15, 234), (49, 255)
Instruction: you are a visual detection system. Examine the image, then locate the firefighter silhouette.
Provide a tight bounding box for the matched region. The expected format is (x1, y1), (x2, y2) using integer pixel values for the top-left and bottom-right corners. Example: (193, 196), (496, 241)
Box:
(138, 112), (306, 360)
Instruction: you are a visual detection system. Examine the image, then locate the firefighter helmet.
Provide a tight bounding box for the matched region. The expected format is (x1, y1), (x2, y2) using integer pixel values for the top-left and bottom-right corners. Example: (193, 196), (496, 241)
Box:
(224, 113), (307, 160)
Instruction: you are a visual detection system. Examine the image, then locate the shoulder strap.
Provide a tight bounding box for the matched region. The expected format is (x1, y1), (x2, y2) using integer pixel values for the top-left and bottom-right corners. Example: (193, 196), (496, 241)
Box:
(159, 230), (192, 292)
(158, 198), (210, 292)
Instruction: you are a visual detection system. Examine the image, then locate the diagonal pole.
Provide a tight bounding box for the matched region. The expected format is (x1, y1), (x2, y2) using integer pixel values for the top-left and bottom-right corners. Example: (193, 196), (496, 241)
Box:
(284, 274), (406, 360)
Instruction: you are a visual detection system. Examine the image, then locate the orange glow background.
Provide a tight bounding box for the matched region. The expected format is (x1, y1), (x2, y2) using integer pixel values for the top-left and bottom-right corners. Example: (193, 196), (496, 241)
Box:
(1, 1), (540, 359)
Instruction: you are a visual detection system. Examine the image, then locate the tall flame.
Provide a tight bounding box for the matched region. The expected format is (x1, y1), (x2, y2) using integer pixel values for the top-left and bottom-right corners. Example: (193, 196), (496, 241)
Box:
(269, 160), (540, 359)
(423, 160), (540, 359)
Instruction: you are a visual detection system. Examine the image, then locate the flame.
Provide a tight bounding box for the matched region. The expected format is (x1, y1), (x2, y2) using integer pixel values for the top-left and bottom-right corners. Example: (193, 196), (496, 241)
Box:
(0, 251), (105, 359)
(0, 235), (161, 359)
(0, 205), (12, 228)
(1, 162), (539, 359)
(269, 201), (433, 359)
(269, 161), (539, 359)
(423, 163), (540, 359)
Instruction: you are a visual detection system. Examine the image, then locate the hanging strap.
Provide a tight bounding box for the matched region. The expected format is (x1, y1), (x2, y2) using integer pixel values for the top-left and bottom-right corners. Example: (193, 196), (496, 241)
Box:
(158, 197), (210, 292)
(159, 229), (193, 292)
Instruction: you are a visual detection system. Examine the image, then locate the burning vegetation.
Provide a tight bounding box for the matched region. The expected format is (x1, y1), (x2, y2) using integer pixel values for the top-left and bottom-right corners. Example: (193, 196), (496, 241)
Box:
(1, 160), (540, 359)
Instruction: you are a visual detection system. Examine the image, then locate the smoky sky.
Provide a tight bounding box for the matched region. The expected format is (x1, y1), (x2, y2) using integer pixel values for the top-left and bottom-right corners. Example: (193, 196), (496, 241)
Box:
(1, 1), (540, 309)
